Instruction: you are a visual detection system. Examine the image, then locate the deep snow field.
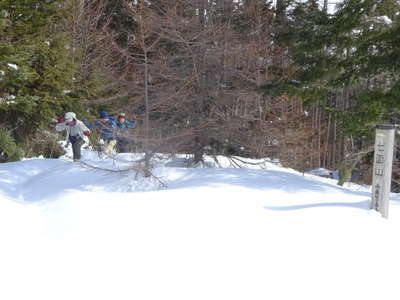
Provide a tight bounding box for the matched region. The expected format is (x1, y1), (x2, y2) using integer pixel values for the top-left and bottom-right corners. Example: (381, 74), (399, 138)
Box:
(1, 146), (400, 300)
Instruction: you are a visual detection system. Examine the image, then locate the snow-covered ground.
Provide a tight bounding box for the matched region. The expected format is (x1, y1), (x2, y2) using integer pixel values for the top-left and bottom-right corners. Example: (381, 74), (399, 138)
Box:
(1, 147), (400, 300)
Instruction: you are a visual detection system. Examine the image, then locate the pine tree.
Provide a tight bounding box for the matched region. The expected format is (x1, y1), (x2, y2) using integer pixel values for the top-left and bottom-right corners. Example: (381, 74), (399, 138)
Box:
(0, 0), (80, 141)
(326, 0), (400, 136)
(264, 0), (400, 137)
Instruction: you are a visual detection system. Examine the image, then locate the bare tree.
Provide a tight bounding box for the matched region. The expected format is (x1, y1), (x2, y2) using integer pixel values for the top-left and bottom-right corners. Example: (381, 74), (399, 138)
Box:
(95, 0), (332, 173)
(64, 0), (110, 94)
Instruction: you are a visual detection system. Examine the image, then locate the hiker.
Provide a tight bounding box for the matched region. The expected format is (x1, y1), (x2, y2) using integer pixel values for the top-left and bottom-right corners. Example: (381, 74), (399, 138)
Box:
(55, 112), (90, 161)
(115, 112), (136, 153)
(94, 111), (116, 141)
(94, 111), (117, 155)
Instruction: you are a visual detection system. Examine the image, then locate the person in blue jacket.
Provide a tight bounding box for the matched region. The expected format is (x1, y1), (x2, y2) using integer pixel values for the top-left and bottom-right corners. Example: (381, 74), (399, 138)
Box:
(94, 111), (116, 141)
(89, 111), (117, 155)
(115, 112), (136, 153)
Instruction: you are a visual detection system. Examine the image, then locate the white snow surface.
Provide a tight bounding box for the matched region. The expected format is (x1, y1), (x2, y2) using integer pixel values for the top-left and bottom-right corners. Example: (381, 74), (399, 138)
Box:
(374, 15), (393, 25)
(1, 148), (400, 300)
(6, 63), (18, 70)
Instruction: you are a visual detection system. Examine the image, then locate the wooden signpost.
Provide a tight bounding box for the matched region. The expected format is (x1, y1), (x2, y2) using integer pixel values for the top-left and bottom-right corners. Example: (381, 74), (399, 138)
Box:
(370, 124), (396, 218)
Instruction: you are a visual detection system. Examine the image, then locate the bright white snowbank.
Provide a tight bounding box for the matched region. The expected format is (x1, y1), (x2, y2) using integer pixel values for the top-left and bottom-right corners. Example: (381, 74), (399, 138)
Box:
(1, 148), (400, 300)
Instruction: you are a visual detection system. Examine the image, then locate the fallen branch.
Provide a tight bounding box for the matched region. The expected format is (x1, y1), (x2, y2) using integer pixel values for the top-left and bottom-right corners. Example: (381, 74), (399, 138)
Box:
(229, 155), (275, 168)
(60, 155), (167, 187)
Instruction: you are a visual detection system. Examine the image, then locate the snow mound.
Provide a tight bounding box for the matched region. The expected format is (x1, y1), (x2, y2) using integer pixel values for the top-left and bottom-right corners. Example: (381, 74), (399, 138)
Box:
(1, 149), (400, 300)
(1, 148), (368, 203)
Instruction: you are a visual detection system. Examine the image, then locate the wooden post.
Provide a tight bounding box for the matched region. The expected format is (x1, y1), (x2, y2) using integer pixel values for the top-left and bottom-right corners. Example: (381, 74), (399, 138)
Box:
(371, 124), (395, 218)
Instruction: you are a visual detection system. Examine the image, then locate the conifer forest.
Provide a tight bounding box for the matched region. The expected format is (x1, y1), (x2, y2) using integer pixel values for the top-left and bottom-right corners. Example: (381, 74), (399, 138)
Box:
(1, 0), (400, 188)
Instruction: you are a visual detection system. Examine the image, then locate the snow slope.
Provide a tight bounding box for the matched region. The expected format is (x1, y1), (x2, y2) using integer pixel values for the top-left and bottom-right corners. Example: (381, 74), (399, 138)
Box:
(1, 148), (400, 300)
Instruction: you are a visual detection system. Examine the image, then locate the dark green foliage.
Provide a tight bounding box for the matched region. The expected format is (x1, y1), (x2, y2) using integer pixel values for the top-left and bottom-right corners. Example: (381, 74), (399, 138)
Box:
(0, 129), (24, 162)
(103, 0), (137, 46)
(0, 0), (85, 146)
(261, 0), (400, 137)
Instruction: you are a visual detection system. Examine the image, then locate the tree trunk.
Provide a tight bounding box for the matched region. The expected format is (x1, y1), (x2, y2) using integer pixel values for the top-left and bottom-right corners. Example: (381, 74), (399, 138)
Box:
(276, 0), (287, 25)
(323, 0), (328, 12)
(143, 48), (151, 177)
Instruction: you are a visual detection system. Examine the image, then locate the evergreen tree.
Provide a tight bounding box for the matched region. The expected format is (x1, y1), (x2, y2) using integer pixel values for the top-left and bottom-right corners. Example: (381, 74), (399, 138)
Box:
(0, 0), (80, 141)
(264, 0), (400, 137)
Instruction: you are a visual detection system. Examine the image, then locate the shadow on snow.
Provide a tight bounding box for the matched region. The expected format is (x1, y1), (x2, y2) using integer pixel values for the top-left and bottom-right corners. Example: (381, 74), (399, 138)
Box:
(264, 200), (370, 211)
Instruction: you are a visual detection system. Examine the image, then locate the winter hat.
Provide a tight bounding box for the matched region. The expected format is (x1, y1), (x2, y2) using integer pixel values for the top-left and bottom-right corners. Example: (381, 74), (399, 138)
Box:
(64, 112), (76, 122)
(99, 111), (108, 119)
(118, 113), (126, 119)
